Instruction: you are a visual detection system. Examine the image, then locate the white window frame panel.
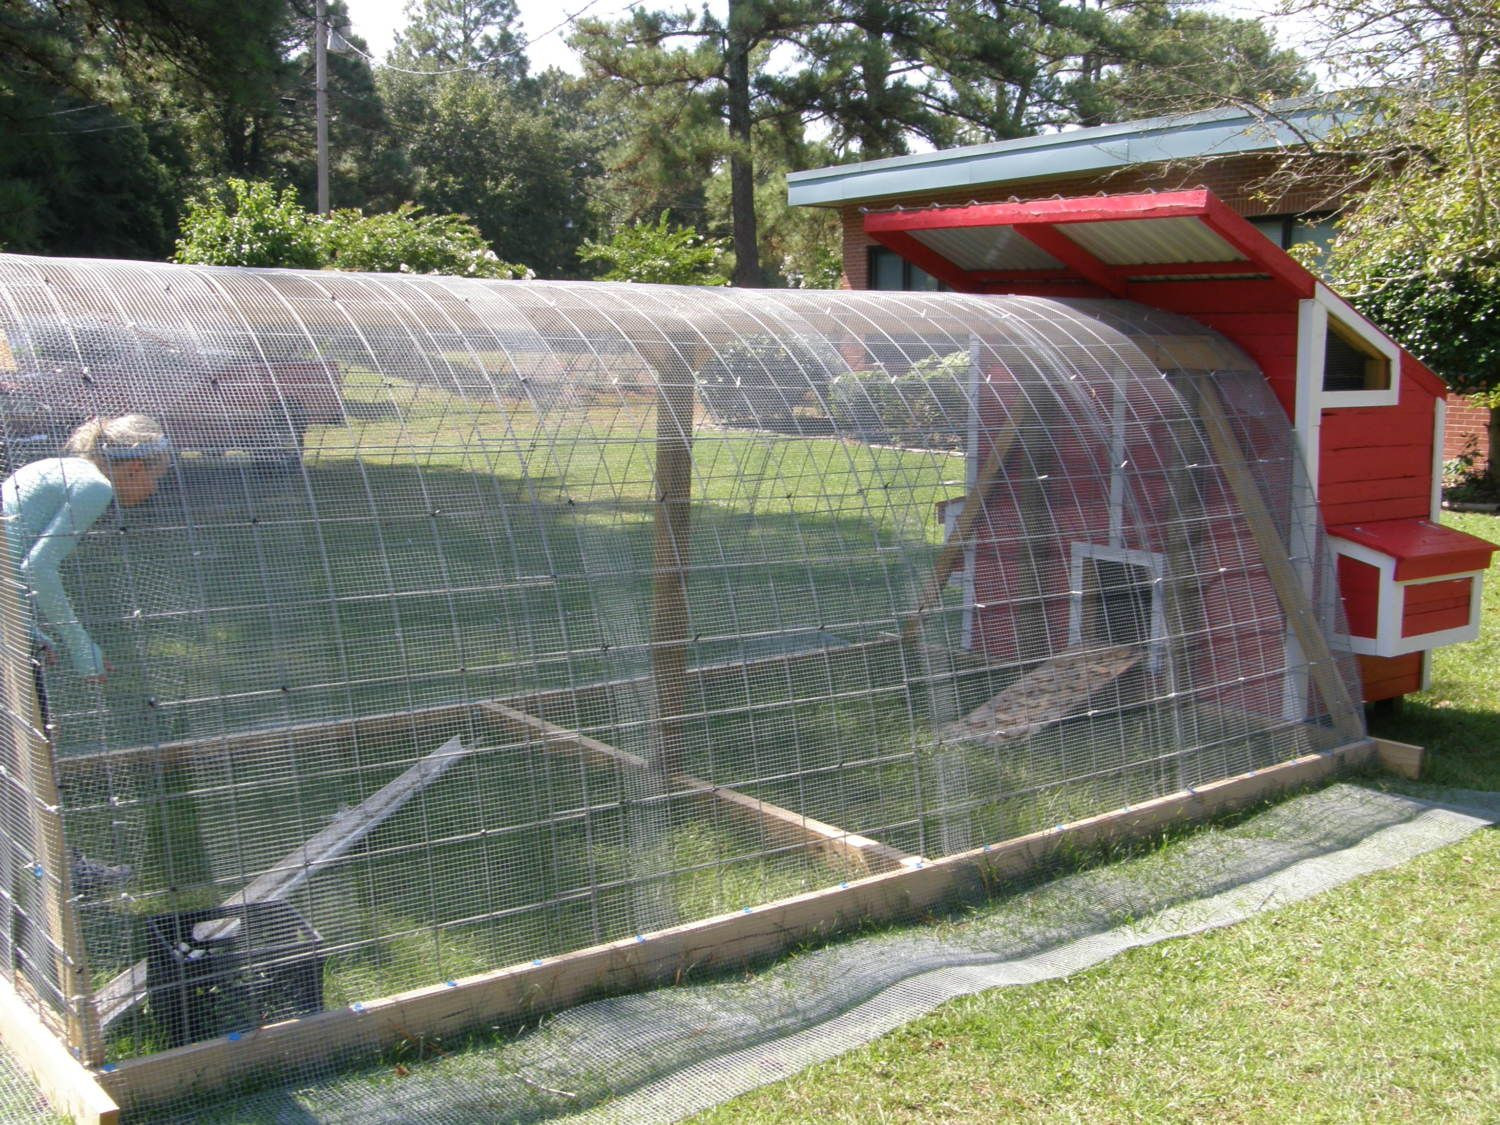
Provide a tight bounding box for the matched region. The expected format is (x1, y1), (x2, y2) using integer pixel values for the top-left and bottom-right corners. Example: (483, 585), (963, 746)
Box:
(1301, 283), (1401, 411)
(1066, 542), (1167, 670)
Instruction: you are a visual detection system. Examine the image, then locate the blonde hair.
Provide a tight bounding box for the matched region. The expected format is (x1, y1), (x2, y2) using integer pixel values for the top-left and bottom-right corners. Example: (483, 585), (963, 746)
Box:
(65, 414), (170, 467)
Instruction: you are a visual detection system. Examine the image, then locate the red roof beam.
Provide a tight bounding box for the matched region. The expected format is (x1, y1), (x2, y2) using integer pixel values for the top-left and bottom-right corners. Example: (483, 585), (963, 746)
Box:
(862, 190), (1223, 233)
(1011, 223), (1128, 297)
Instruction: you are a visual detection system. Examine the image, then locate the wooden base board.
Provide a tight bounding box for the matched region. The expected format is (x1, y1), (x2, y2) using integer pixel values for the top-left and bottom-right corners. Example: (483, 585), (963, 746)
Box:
(1371, 737), (1424, 781)
(95, 737), (1376, 1113)
(0, 979), (118, 1125)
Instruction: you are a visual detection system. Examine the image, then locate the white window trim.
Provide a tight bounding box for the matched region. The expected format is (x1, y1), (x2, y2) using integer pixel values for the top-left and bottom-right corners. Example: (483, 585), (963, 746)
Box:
(1432, 397), (1447, 521)
(1067, 542), (1167, 670)
(1301, 283), (1401, 410)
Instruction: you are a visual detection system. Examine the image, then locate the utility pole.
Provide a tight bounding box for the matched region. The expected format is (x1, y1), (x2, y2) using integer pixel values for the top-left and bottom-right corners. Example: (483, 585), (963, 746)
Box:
(315, 0), (329, 214)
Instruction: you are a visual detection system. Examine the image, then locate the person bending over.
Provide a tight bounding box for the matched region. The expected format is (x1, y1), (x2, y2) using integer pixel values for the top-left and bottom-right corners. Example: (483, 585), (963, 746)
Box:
(3, 414), (171, 695)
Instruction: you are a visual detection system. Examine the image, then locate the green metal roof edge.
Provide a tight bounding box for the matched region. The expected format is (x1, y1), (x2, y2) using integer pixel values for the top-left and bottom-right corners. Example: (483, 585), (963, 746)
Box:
(787, 98), (1353, 208)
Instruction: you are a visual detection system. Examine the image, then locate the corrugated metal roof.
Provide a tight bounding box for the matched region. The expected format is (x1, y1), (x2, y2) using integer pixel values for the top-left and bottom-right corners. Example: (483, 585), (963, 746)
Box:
(1061, 216), (1244, 265)
(911, 227), (1063, 271)
(788, 97), (1353, 208)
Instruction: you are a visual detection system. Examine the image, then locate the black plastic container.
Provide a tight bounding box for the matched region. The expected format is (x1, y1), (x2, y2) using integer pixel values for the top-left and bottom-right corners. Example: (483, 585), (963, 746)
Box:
(144, 901), (322, 1047)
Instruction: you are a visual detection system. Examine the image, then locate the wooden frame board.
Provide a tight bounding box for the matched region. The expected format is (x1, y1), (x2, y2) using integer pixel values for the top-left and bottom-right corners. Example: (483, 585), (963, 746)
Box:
(93, 735), (1378, 1113)
(0, 978), (118, 1124)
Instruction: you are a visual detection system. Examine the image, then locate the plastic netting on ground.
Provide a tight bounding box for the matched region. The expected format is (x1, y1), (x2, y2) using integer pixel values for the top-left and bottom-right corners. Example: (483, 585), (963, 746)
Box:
(0, 257), (1363, 1115)
(141, 783), (1500, 1122)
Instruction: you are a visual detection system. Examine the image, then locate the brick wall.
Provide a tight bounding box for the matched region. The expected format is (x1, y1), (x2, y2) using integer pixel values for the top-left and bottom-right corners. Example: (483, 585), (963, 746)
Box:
(1445, 394), (1491, 473)
(838, 152), (1353, 291)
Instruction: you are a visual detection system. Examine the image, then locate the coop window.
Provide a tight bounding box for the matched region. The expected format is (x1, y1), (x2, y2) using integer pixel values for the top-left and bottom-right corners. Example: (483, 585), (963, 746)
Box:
(868, 247), (947, 291)
(1069, 545), (1165, 661)
(1322, 315), (1391, 393)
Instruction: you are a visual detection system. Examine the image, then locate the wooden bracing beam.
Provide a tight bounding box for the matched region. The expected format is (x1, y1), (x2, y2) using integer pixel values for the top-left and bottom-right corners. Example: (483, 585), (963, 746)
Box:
(482, 703), (914, 874)
(57, 636), (906, 776)
(0, 979), (118, 1124)
(1186, 378), (1364, 741)
(902, 419), (1020, 641)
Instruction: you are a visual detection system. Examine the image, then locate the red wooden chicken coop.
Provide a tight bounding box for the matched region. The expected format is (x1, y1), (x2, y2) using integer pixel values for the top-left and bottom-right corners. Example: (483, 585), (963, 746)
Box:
(867, 189), (1495, 702)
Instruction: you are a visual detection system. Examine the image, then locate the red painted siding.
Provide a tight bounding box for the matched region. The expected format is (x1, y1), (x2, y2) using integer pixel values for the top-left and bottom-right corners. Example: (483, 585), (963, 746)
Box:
(1358, 652), (1424, 701)
(1401, 578), (1473, 637)
(1336, 556), (1381, 638)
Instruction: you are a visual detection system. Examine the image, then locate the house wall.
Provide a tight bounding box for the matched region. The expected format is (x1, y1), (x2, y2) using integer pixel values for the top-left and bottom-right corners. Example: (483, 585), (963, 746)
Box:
(1445, 394), (1490, 474)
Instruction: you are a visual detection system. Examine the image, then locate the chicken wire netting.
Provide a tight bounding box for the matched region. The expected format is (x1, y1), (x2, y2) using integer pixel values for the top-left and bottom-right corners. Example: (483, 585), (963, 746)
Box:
(0, 256), (1363, 1115)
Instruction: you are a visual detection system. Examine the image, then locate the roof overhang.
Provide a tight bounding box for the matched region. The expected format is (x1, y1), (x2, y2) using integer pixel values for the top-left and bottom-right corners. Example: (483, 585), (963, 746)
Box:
(862, 189), (1317, 301)
(788, 99), (1353, 208)
(1330, 519), (1497, 582)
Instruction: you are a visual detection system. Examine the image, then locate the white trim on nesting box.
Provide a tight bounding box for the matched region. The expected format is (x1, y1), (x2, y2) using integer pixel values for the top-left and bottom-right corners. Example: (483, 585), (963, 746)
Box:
(1329, 534), (1483, 656)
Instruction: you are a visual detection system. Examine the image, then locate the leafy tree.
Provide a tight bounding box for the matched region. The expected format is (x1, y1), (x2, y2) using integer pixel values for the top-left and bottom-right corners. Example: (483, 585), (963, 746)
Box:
(173, 178), (322, 268)
(380, 0), (596, 276)
(390, 0), (526, 81)
(320, 202), (525, 276)
(173, 177), (525, 277)
(1290, 0), (1500, 488)
(575, 0), (829, 287)
(1082, 4), (1312, 125)
(380, 69), (595, 276)
(579, 212), (729, 284)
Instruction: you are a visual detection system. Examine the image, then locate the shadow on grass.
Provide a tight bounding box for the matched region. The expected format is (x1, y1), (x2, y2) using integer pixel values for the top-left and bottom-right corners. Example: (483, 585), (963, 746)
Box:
(1368, 700), (1500, 791)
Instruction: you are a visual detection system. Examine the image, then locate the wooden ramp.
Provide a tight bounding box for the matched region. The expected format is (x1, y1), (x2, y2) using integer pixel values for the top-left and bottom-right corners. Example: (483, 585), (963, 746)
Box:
(937, 644), (1144, 745)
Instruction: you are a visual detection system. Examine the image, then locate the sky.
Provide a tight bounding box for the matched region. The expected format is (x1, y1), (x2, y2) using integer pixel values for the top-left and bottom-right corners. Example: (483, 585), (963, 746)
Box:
(340, 1), (1323, 85)
(342, 1), (664, 74)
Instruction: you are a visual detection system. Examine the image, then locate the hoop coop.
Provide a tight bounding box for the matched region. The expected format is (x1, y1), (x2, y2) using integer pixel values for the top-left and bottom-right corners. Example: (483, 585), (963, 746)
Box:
(0, 256), (1367, 1117)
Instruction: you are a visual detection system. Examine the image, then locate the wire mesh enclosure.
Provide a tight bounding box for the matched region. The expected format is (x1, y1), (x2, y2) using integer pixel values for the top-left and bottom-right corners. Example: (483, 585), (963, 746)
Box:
(0, 255), (1364, 1112)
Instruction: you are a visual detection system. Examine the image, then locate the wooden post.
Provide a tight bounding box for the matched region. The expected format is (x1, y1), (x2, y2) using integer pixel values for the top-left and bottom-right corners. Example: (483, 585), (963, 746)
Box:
(641, 337), (702, 776)
(0, 574), (101, 1064)
(1187, 377), (1364, 742)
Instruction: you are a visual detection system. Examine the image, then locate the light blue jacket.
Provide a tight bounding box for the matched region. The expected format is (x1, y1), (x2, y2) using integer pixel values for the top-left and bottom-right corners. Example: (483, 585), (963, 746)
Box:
(2, 457), (113, 676)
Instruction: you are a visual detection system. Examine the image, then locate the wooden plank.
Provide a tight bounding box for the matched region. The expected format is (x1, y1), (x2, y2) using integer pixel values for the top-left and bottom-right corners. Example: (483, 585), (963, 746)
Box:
(0, 978), (118, 1125)
(902, 419), (1020, 640)
(93, 737), (469, 1029)
(482, 703), (912, 874)
(1187, 378), (1365, 742)
(0, 575), (100, 1062)
(937, 644), (1143, 744)
(209, 735), (469, 929)
(1372, 737), (1424, 781)
(96, 737), (1376, 1113)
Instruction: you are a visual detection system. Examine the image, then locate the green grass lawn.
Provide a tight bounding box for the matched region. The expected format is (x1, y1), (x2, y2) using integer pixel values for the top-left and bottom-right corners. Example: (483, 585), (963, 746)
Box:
(691, 510), (1500, 1123)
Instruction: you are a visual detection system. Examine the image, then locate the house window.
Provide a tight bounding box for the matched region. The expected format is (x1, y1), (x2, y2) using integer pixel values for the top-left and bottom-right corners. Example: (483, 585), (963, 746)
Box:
(1323, 315), (1391, 393)
(869, 247), (946, 291)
